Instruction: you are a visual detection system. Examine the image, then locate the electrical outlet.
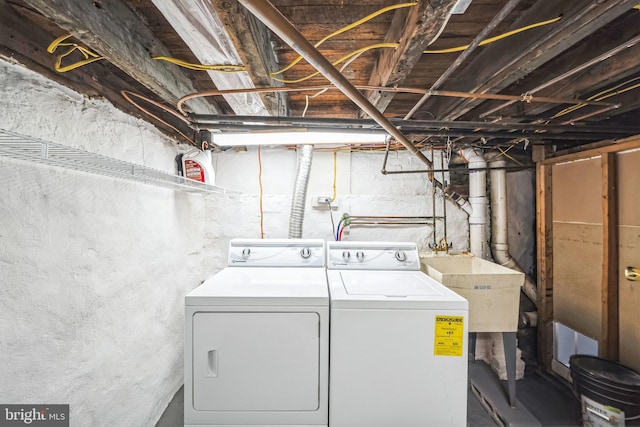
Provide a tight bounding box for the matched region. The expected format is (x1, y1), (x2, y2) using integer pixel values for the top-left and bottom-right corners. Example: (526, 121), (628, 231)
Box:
(313, 196), (339, 210)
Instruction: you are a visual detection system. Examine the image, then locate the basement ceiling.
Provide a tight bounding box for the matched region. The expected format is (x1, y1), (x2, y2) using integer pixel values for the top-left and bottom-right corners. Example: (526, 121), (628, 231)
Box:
(1, 0), (640, 151)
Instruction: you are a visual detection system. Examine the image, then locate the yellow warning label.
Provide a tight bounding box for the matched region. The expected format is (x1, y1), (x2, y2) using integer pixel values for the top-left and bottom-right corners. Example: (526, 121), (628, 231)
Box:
(434, 315), (465, 356)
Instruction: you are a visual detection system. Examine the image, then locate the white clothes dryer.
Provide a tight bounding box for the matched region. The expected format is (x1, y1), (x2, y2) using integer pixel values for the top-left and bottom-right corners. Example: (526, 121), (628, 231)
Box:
(326, 241), (469, 427)
(185, 239), (328, 427)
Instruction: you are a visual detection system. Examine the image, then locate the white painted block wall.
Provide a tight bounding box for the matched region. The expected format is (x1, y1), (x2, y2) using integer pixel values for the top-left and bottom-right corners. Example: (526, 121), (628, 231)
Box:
(209, 148), (470, 251)
(0, 59), (212, 426)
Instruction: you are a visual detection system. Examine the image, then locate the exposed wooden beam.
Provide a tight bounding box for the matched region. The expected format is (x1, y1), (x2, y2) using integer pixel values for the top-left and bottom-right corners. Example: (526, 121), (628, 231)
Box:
(534, 145), (554, 371)
(543, 134), (640, 164)
(20, 0), (220, 114)
(362, 0), (457, 115)
(421, 0), (637, 120)
(475, 13), (640, 120)
(0, 0), (196, 144)
(600, 153), (619, 361)
(210, 0), (288, 116)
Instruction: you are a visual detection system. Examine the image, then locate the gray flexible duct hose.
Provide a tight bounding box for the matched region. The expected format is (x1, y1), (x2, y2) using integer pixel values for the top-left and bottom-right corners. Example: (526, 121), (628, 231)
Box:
(288, 144), (314, 238)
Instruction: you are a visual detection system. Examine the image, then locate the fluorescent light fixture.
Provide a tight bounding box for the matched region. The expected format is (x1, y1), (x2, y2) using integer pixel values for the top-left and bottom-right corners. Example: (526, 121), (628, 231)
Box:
(210, 130), (388, 146)
(451, 0), (472, 14)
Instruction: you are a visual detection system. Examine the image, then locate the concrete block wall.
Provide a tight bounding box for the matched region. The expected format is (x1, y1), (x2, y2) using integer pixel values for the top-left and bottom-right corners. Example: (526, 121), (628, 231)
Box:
(209, 148), (470, 252)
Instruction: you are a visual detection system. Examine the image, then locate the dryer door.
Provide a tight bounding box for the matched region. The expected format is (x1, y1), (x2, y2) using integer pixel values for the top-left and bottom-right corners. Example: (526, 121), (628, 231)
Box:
(192, 312), (320, 411)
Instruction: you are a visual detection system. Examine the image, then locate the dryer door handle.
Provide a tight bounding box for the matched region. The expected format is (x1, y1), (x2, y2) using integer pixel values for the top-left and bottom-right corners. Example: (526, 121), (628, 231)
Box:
(207, 349), (218, 377)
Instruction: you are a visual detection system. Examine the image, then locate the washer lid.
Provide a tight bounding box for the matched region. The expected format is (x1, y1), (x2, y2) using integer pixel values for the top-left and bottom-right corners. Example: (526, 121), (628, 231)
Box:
(328, 270), (467, 310)
(343, 271), (440, 297)
(186, 267), (329, 306)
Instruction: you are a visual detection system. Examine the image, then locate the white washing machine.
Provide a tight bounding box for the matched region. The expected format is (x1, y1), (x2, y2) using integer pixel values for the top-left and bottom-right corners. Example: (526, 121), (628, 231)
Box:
(326, 241), (469, 427)
(185, 239), (329, 427)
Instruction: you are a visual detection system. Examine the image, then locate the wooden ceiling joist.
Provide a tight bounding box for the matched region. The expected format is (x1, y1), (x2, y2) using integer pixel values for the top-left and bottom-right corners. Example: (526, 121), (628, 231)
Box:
(21, 0), (220, 115)
(477, 13), (640, 120)
(363, 0), (458, 115)
(419, 0), (638, 121)
(211, 0), (288, 116)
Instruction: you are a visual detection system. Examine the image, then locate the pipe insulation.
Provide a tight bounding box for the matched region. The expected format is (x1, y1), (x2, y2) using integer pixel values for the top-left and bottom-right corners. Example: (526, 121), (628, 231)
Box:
(489, 159), (538, 304)
(288, 144), (314, 238)
(463, 148), (488, 258)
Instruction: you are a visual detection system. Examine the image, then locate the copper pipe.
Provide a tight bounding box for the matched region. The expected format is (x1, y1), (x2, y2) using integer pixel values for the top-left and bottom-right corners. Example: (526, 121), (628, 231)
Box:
(349, 216), (441, 220)
(560, 104), (621, 124)
(405, 0), (523, 120)
(350, 221), (435, 226)
(178, 85), (616, 117)
(237, 0), (434, 170)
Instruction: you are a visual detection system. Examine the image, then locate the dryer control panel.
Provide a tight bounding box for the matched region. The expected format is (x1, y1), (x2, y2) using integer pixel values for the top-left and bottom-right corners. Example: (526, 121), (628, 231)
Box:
(327, 241), (420, 270)
(228, 239), (325, 267)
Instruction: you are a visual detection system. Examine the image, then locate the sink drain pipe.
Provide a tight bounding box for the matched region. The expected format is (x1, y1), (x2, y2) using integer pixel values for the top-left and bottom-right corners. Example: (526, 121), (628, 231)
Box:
(462, 148), (488, 259)
(489, 159), (538, 304)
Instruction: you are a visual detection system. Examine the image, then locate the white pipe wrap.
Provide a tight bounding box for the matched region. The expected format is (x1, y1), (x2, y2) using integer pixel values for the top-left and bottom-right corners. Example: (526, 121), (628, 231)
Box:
(489, 159), (537, 304)
(288, 144), (314, 238)
(463, 148), (487, 258)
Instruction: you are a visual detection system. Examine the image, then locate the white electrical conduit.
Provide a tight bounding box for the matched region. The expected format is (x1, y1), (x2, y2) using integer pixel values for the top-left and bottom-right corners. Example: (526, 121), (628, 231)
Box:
(489, 159), (538, 304)
(462, 148), (488, 259)
(288, 144), (314, 238)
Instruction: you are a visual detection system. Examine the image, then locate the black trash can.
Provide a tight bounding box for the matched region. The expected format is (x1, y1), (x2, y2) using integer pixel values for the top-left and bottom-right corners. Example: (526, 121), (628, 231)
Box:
(570, 355), (640, 424)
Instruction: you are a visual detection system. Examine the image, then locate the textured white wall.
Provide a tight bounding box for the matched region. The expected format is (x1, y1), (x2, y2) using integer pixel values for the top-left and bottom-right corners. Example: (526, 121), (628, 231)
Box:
(210, 147), (470, 252)
(0, 60), (212, 426)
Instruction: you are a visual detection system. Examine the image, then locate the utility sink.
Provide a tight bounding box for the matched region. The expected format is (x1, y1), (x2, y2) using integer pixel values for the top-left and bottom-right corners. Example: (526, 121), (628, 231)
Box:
(421, 254), (524, 332)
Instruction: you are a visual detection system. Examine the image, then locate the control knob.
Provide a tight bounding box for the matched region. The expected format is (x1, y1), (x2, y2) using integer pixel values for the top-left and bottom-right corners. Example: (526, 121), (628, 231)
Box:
(356, 251), (365, 261)
(242, 248), (251, 258)
(300, 247), (311, 259)
(394, 250), (407, 262)
(342, 251), (351, 260)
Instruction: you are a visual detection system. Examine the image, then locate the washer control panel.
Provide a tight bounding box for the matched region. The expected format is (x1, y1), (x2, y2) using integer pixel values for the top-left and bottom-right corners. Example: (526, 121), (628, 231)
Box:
(228, 239), (325, 267)
(327, 241), (420, 270)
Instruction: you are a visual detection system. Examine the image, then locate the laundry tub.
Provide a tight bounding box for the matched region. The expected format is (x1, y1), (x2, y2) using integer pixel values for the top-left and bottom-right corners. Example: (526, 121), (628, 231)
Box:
(421, 254), (524, 332)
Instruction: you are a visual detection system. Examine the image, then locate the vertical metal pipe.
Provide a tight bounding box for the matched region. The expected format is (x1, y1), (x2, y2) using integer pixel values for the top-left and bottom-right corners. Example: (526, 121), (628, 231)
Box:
(431, 146), (437, 248)
(237, 0), (434, 169)
(404, 0), (523, 120)
(441, 152), (448, 249)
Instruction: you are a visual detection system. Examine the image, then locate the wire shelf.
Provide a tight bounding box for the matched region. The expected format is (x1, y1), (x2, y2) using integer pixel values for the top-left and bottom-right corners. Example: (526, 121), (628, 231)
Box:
(0, 129), (233, 194)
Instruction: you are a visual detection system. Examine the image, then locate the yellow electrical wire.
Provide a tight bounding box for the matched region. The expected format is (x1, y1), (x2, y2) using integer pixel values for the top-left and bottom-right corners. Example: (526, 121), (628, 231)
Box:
(271, 17), (562, 84)
(152, 56), (246, 72)
(331, 150), (338, 202)
(634, 4), (640, 9)
(271, 2), (417, 77)
(47, 34), (105, 73)
(423, 16), (562, 54)
(552, 76), (640, 118)
(271, 43), (398, 84)
(257, 145), (265, 239)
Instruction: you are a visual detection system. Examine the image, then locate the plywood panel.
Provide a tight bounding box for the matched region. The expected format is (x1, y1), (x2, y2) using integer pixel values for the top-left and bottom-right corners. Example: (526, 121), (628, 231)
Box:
(617, 149), (640, 227)
(552, 158), (602, 224)
(553, 222), (602, 340)
(617, 148), (640, 370)
(619, 226), (640, 371)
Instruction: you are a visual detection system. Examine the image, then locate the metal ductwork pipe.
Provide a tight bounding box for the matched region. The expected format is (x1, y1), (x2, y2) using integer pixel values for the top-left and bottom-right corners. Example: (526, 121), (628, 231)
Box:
(463, 148), (488, 258)
(288, 144), (314, 238)
(489, 159), (537, 304)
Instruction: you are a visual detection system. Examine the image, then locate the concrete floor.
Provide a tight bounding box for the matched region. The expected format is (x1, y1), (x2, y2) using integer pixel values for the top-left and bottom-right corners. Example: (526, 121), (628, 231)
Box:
(156, 362), (583, 427)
